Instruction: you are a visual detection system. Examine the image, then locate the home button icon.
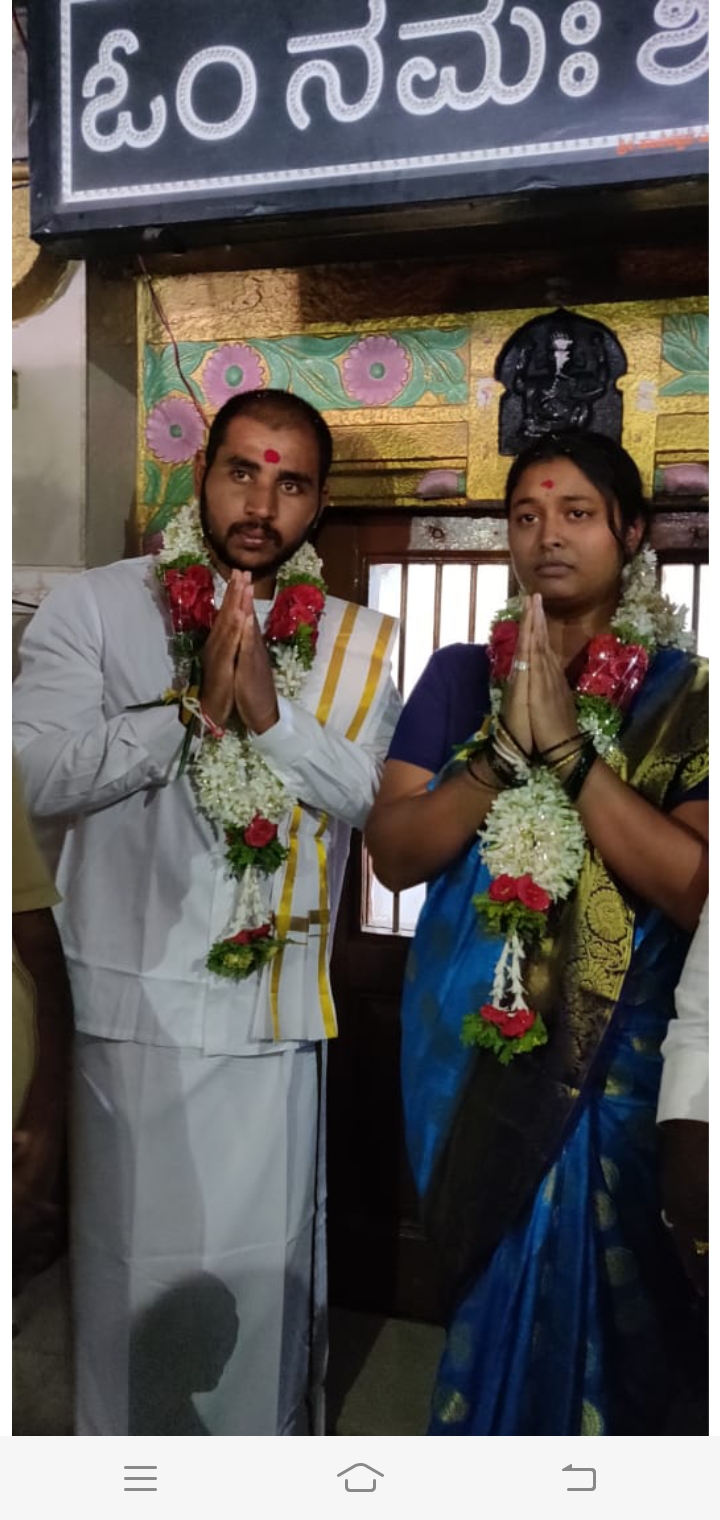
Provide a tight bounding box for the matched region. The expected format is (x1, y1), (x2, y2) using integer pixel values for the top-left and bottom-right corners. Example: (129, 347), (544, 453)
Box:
(337, 1464), (384, 1493)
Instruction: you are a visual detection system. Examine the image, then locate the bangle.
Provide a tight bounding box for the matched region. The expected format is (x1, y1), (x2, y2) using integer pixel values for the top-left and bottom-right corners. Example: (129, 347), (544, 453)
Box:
(484, 746), (526, 789)
(546, 742), (587, 775)
(539, 733), (582, 760)
(561, 741), (598, 802)
(487, 722), (531, 786)
(496, 714), (532, 762)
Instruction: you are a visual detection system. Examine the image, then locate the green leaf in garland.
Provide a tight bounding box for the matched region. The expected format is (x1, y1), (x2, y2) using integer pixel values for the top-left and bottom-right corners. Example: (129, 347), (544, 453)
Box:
(460, 1010), (548, 1064)
(206, 932), (282, 980)
(471, 894), (548, 943)
(224, 830), (289, 878)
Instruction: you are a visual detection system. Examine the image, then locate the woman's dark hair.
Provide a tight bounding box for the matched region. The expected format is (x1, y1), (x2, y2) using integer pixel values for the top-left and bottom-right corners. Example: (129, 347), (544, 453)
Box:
(204, 388), (333, 487)
(504, 430), (651, 554)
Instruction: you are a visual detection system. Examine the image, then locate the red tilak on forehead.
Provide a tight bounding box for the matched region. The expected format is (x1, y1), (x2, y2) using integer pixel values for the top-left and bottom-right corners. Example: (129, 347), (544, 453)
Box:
(264, 447), (281, 463)
(540, 478), (555, 489)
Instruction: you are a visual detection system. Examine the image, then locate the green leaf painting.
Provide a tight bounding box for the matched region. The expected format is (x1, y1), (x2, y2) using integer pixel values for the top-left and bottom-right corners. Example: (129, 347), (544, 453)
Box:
(145, 342), (217, 410)
(659, 314), (708, 395)
(143, 328), (469, 420)
(142, 462), (195, 537)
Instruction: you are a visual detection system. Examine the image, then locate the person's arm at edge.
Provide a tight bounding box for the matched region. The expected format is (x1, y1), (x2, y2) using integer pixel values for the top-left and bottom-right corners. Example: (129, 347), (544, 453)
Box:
(656, 898), (709, 1293)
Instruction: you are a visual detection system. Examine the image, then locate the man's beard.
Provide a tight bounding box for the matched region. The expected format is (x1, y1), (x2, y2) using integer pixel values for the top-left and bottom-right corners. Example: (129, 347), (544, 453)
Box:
(199, 482), (319, 579)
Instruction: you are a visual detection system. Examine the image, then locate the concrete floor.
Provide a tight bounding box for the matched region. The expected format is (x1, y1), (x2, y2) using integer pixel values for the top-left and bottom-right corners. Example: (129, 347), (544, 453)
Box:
(12, 1257), (445, 1436)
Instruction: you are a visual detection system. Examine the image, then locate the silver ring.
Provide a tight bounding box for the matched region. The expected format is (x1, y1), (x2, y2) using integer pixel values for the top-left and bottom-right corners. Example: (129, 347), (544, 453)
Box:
(512, 659), (530, 672)
(660, 1208), (676, 1232)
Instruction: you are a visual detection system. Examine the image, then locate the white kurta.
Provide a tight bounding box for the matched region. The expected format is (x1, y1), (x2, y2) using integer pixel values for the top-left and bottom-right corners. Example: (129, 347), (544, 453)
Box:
(13, 556), (401, 1435)
(657, 896), (709, 1124)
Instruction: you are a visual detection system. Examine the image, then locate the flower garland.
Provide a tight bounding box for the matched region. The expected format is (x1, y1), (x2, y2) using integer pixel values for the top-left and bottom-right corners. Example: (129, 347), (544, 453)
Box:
(155, 502), (327, 979)
(460, 547), (692, 1064)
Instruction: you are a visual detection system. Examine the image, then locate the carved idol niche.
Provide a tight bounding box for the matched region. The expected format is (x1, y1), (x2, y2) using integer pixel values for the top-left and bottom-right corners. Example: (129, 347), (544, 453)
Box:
(495, 309), (627, 455)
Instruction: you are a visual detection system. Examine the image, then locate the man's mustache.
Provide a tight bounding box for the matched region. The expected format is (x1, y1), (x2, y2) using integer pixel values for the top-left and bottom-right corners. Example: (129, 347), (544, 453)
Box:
(226, 521), (281, 545)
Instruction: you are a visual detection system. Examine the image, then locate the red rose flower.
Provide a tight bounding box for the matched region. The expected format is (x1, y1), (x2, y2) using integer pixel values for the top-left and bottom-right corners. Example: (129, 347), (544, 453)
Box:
(488, 875), (520, 903)
(498, 1007), (536, 1038)
(163, 564), (216, 634)
(578, 635), (650, 710)
(227, 924), (272, 945)
(265, 585), (325, 643)
(244, 816), (278, 849)
(479, 1003), (506, 1026)
(478, 1003), (537, 1039)
(515, 875), (551, 912)
(488, 618), (520, 682)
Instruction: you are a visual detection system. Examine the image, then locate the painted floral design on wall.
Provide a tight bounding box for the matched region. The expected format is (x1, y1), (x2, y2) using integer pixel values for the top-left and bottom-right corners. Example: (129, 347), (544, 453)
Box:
(145, 396), (205, 464)
(202, 343), (266, 405)
(340, 334), (411, 404)
(141, 327), (468, 539)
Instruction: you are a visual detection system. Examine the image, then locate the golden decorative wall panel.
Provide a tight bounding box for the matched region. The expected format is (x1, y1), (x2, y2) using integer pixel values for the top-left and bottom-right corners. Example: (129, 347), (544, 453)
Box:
(135, 267), (707, 543)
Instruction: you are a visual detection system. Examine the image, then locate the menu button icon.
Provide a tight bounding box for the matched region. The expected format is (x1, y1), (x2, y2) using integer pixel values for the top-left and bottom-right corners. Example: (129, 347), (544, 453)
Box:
(124, 1466), (158, 1493)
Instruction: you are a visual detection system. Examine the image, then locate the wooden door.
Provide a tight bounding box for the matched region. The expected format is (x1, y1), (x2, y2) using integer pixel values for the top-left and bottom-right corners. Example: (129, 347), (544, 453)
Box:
(317, 509), (511, 1323)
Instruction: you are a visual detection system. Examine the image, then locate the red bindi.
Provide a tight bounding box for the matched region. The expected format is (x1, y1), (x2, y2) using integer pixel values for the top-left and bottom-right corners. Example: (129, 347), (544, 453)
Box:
(264, 448), (281, 463)
(540, 478), (555, 489)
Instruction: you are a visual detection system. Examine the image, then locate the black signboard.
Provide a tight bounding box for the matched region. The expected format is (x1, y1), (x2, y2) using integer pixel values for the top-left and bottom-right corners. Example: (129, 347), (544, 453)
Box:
(28, 1), (709, 252)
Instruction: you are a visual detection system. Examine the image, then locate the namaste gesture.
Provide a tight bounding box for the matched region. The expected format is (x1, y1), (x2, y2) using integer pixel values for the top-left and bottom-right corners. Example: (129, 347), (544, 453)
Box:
(201, 570), (279, 736)
(501, 593), (578, 758)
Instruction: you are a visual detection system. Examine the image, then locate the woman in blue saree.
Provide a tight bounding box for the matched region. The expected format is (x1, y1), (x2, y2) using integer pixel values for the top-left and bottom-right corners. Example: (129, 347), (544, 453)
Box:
(365, 431), (708, 1436)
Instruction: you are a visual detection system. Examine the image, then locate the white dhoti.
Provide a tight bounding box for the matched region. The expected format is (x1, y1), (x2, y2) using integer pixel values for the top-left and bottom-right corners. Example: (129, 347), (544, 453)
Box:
(72, 1036), (327, 1436)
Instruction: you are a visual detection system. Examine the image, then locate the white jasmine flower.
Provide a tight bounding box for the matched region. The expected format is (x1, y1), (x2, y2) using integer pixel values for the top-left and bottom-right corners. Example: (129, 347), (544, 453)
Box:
(158, 502), (206, 562)
(153, 500), (327, 970)
(480, 770), (586, 900)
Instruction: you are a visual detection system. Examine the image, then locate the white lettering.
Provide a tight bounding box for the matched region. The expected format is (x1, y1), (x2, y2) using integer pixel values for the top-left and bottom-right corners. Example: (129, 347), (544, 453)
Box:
(286, 0), (386, 131)
(559, 51), (599, 96)
(176, 46), (257, 140)
(396, 2), (545, 116)
(560, 2), (601, 46)
(81, 29), (166, 153)
(637, 2), (708, 86)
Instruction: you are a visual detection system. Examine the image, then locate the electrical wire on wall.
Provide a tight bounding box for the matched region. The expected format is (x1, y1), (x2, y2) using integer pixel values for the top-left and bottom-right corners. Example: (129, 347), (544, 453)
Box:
(137, 257), (210, 430)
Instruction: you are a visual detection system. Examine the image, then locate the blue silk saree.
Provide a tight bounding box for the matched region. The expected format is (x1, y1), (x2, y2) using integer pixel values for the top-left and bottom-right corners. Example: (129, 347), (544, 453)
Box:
(401, 649), (708, 1435)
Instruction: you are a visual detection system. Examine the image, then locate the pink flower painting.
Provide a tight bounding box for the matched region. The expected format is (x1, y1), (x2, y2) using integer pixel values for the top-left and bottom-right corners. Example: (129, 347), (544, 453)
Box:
(145, 397), (205, 464)
(340, 335), (411, 405)
(203, 344), (265, 407)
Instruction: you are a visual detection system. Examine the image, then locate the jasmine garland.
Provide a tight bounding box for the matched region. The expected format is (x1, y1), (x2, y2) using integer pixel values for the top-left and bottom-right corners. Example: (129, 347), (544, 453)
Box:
(461, 548), (691, 1063)
(155, 502), (327, 979)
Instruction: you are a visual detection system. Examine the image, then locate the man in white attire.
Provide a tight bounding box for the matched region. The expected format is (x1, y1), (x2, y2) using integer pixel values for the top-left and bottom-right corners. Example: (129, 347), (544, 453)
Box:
(13, 389), (401, 1435)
